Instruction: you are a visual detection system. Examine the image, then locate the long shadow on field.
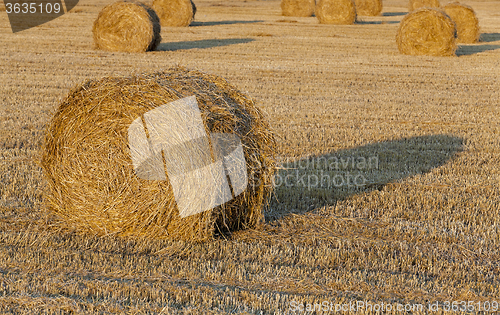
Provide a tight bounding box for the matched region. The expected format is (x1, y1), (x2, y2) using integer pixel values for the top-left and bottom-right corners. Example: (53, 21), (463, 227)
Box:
(456, 44), (500, 56)
(480, 33), (500, 43)
(191, 20), (263, 26)
(382, 12), (407, 16)
(156, 38), (255, 51)
(265, 134), (463, 222)
(357, 20), (399, 25)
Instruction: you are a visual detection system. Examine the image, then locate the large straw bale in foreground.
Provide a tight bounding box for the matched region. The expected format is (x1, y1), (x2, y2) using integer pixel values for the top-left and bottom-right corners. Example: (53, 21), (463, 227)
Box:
(409, 0), (440, 11)
(92, 1), (161, 53)
(355, 0), (382, 16)
(396, 8), (456, 56)
(443, 2), (479, 43)
(316, 0), (356, 24)
(281, 0), (316, 17)
(153, 0), (196, 27)
(41, 68), (276, 242)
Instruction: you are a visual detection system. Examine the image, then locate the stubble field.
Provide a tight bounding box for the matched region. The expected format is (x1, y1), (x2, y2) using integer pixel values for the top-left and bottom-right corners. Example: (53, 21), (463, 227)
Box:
(0, 0), (499, 313)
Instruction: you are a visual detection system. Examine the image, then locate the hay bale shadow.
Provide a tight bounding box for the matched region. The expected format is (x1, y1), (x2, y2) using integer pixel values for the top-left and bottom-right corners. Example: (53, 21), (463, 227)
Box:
(191, 20), (263, 26)
(480, 33), (500, 43)
(456, 44), (500, 56)
(382, 12), (407, 16)
(357, 20), (400, 24)
(266, 134), (463, 222)
(156, 38), (255, 51)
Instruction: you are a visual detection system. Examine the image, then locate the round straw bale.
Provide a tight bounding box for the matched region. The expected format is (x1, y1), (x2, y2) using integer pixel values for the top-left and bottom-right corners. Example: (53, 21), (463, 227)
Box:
(443, 2), (479, 43)
(355, 0), (382, 16)
(396, 8), (457, 56)
(41, 67), (276, 242)
(281, 0), (316, 17)
(92, 1), (161, 53)
(316, 0), (356, 24)
(409, 0), (440, 12)
(152, 0), (196, 27)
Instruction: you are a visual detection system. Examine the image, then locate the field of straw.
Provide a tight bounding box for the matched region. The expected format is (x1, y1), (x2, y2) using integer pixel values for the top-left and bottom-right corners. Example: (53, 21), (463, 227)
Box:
(1, 0), (499, 313)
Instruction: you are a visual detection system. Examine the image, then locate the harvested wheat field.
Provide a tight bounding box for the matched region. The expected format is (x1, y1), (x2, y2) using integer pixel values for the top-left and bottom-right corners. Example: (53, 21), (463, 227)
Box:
(1, 0), (500, 313)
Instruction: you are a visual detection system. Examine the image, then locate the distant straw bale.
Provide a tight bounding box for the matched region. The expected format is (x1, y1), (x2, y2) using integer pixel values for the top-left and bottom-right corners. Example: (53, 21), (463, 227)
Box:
(355, 0), (382, 16)
(281, 0), (316, 17)
(316, 0), (356, 24)
(92, 1), (161, 53)
(152, 0), (196, 27)
(41, 67), (276, 242)
(409, 0), (440, 11)
(396, 8), (457, 56)
(443, 2), (479, 43)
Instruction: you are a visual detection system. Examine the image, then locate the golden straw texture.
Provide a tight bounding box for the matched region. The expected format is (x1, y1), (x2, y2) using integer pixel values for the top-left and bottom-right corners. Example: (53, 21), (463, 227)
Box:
(41, 67), (277, 242)
(396, 8), (457, 56)
(444, 2), (479, 43)
(355, 0), (382, 16)
(152, 0), (196, 27)
(316, 0), (356, 24)
(92, 1), (161, 53)
(409, 0), (440, 12)
(281, 0), (316, 17)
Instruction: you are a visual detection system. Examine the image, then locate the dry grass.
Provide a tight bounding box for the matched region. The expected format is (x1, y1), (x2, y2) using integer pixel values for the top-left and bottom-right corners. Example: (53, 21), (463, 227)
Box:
(316, 0), (357, 24)
(281, 0), (316, 17)
(397, 8), (457, 56)
(1, 0), (500, 313)
(444, 2), (480, 43)
(92, 1), (161, 52)
(409, 0), (441, 11)
(152, 0), (196, 27)
(355, 0), (382, 16)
